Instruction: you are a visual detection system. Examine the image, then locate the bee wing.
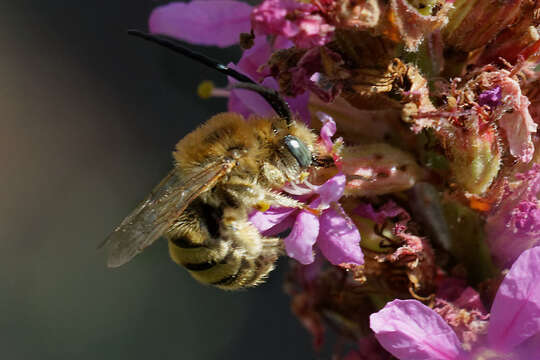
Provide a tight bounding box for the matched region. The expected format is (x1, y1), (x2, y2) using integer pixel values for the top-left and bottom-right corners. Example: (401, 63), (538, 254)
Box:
(100, 160), (235, 268)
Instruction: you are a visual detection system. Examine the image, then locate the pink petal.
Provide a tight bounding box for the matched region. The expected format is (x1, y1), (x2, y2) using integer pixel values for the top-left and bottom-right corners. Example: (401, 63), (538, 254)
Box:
(236, 37), (272, 80)
(263, 76), (311, 124)
(515, 333), (540, 359)
(149, 1), (253, 47)
(227, 71), (275, 117)
(229, 74), (310, 122)
(285, 91), (311, 125)
(318, 206), (363, 265)
(315, 172), (346, 207)
(317, 111), (336, 152)
(228, 87), (275, 117)
(248, 207), (296, 233)
(284, 210), (319, 264)
(488, 247), (540, 352)
(274, 35), (294, 50)
(370, 299), (464, 360)
(485, 164), (540, 267)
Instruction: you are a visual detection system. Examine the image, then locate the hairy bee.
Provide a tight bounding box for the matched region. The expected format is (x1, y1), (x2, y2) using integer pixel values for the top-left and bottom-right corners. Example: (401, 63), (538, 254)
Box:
(101, 31), (325, 289)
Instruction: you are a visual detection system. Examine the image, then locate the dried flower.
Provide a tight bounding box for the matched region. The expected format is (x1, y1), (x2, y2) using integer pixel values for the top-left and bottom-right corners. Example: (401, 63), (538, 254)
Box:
(443, 0), (524, 52)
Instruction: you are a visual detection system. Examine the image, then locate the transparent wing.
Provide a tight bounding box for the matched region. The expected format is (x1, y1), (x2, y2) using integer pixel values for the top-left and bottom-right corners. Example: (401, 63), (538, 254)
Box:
(100, 160), (235, 268)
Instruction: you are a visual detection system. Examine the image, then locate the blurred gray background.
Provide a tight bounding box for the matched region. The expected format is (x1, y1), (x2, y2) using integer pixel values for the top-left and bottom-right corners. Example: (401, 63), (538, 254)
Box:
(0, 1), (314, 359)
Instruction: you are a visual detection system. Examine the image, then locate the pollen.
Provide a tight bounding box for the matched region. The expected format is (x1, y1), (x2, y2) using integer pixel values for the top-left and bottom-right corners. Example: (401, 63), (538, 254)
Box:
(255, 201), (271, 213)
(298, 171), (309, 182)
(197, 80), (215, 99)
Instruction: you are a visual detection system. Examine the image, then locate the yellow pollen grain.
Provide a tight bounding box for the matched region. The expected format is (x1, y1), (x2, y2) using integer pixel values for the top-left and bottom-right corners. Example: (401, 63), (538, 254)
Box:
(197, 80), (214, 99)
(255, 201), (270, 213)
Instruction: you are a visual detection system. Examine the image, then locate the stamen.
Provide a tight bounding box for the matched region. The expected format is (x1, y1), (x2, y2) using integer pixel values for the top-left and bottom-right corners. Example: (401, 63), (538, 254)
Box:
(197, 81), (230, 99)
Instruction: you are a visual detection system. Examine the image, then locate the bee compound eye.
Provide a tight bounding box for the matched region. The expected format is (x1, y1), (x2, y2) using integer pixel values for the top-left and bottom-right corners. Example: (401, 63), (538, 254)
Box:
(284, 135), (312, 168)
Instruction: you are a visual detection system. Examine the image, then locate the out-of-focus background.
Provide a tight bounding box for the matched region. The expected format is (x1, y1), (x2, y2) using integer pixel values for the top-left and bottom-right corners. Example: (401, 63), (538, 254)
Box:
(1, 1), (314, 359)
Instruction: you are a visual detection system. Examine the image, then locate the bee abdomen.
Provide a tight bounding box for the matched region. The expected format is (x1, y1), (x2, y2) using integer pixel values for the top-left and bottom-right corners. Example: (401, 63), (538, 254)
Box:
(170, 236), (205, 249)
(211, 253), (278, 290)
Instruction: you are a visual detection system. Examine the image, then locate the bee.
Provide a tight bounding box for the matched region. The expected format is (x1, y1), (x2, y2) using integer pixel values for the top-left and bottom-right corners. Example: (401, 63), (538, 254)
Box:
(101, 31), (327, 290)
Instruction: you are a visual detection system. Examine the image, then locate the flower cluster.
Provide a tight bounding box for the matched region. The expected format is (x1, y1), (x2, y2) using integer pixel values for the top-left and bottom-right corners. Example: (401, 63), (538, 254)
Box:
(148, 0), (540, 358)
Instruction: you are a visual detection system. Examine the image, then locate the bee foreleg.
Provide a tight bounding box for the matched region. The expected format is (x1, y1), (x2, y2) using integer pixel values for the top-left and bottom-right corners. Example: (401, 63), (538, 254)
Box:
(224, 181), (306, 212)
(261, 190), (305, 210)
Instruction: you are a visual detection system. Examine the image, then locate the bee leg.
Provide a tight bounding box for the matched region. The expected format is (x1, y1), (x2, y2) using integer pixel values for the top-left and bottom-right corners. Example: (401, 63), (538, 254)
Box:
(222, 207), (283, 258)
(223, 180), (300, 209)
(260, 163), (287, 185)
(224, 182), (314, 214)
(261, 236), (283, 251)
(262, 190), (304, 209)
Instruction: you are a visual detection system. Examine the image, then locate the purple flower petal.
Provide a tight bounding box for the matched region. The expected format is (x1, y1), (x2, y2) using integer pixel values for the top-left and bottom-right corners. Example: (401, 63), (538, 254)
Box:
(478, 86), (502, 108)
(370, 299), (464, 360)
(488, 247), (540, 352)
(248, 207), (296, 233)
(251, 0), (334, 48)
(285, 90), (311, 125)
(284, 210), (319, 264)
(236, 36), (272, 80)
(149, 1), (253, 47)
(317, 112), (336, 152)
(318, 206), (363, 265)
(315, 172), (346, 207)
(515, 333), (540, 359)
(229, 74), (311, 122)
(486, 164), (540, 267)
(228, 87), (275, 117)
(227, 71), (275, 117)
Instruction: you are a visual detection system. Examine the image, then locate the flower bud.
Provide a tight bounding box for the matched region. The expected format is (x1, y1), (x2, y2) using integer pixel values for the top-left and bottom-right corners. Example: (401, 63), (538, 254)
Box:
(443, 118), (502, 195)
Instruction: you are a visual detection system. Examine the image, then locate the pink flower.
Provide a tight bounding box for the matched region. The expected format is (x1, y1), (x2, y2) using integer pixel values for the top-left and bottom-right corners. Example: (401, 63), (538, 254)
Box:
(226, 37), (310, 123)
(249, 115), (363, 266)
(148, 0), (312, 122)
(149, 0), (253, 47)
(370, 247), (540, 359)
(251, 0), (334, 48)
(486, 164), (540, 267)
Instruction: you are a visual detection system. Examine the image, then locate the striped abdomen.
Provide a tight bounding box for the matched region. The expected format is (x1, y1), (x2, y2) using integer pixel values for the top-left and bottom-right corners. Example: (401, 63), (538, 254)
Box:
(166, 200), (280, 290)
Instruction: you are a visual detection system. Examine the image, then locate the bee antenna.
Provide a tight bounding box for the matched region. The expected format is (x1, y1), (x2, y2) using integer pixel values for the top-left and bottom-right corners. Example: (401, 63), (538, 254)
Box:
(230, 83), (292, 124)
(127, 29), (292, 124)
